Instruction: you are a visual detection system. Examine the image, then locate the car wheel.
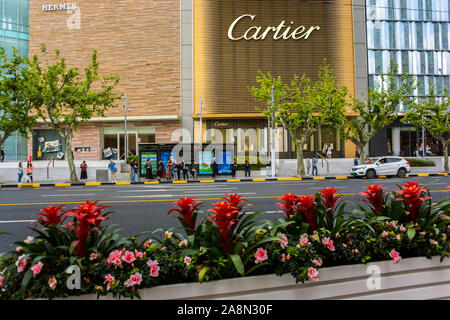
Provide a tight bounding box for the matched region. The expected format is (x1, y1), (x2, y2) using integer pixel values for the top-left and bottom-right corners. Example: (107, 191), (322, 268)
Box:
(366, 169), (376, 179)
(397, 168), (407, 178)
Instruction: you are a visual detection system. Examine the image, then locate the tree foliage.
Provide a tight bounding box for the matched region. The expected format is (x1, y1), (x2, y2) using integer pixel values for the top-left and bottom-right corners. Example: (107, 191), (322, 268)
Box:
(25, 45), (120, 182)
(343, 62), (415, 162)
(249, 60), (348, 177)
(0, 48), (37, 148)
(404, 87), (449, 172)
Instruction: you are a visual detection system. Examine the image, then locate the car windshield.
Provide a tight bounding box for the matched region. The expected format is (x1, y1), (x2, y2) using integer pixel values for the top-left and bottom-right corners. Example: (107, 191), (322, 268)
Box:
(365, 158), (378, 165)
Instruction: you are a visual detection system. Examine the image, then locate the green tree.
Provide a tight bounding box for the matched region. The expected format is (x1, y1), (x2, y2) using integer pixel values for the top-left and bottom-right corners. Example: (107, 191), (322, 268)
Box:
(250, 60), (348, 177)
(0, 48), (37, 149)
(27, 46), (120, 182)
(404, 87), (449, 173)
(342, 62), (415, 163)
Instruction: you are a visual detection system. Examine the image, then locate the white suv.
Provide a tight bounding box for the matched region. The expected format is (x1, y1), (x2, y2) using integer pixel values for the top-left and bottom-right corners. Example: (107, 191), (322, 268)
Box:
(351, 156), (411, 179)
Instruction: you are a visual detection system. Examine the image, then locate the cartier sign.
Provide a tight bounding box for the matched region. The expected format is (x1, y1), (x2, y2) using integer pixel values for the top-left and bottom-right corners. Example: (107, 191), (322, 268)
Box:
(228, 14), (320, 41)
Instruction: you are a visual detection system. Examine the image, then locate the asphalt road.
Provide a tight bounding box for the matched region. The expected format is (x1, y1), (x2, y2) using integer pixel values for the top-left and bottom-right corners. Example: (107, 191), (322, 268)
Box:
(0, 176), (448, 254)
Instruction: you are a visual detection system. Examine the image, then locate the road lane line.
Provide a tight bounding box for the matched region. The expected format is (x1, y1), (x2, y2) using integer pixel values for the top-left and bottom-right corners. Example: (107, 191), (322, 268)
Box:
(0, 220), (35, 224)
(42, 194), (97, 197)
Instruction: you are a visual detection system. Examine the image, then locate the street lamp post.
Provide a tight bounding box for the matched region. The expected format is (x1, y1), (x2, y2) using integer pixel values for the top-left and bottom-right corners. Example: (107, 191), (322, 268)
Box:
(271, 86), (276, 178)
(197, 98), (206, 146)
(122, 94), (128, 160)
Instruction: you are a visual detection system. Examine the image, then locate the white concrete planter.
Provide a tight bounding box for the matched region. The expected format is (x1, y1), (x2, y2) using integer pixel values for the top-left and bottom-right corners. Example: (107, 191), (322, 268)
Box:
(65, 256), (450, 300)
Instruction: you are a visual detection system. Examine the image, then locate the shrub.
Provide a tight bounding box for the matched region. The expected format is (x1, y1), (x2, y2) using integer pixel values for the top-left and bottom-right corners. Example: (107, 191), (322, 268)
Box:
(405, 158), (436, 167)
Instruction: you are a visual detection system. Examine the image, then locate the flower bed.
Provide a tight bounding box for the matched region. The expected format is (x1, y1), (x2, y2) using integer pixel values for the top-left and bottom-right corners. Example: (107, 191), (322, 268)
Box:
(0, 182), (449, 300)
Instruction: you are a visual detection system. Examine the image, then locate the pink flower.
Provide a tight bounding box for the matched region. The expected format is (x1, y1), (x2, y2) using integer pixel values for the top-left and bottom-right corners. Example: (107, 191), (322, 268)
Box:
(165, 231), (173, 239)
(254, 248), (268, 264)
(15, 254), (29, 273)
(399, 225), (406, 233)
(342, 243), (348, 248)
(307, 267), (320, 281)
(312, 258), (323, 267)
(0, 276), (3, 288)
(104, 274), (115, 291)
(395, 235), (401, 240)
(124, 273), (143, 287)
(327, 240), (335, 251)
(281, 253), (291, 262)
(24, 236), (34, 244)
(31, 261), (44, 277)
(89, 253), (98, 261)
(179, 239), (189, 247)
(352, 249), (359, 254)
(147, 260), (160, 277)
(277, 233), (288, 249)
(381, 231), (388, 238)
(107, 250), (123, 268)
(429, 239), (438, 245)
(420, 231), (426, 236)
(134, 250), (146, 259)
(48, 277), (57, 291)
(322, 237), (330, 245)
(16, 247), (23, 252)
(299, 238), (309, 247)
(143, 239), (152, 248)
(184, 256), (192, 266)
(389, 250), (401, 264)
(122, 251), (136, 264)
(160, 247), (167, 252)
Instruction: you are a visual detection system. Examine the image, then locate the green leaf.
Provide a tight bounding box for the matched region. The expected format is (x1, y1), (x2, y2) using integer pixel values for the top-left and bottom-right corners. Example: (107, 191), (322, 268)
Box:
(229, 254), (245, 276)
(198, 266), (210, 283)
(407, 228), (416, 240)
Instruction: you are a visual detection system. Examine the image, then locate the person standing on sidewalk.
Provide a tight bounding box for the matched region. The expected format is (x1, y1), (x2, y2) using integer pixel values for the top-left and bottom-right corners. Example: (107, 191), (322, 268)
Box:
(166, 159), (172, 181)
(157, 160), (164, 180)
(1, 146), (4, 162)
(211, 156), (218, 178)
(80, 161), (88, 181)
(145, 159), (153, 181)
(129, 158), (137, 182)
(244, 160), (251, 177)
(266, 159), (271, 176)
(182, 160), (189, 180)
(305, 158), (311, 175)
(18, 162), (24, 184)
(108, 158), (117, 182)
(26, 161), (34, 183)
(311, 155), (318, 177)
(231, 159), (237, 178)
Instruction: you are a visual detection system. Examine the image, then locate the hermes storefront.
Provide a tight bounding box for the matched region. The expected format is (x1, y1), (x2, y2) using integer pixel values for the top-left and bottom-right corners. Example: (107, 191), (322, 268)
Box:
(192, 0), (359, 158)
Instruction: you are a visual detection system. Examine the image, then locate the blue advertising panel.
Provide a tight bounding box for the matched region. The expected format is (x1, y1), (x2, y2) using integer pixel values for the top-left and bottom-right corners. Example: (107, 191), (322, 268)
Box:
(218, 150), (232, 174)
(198, 151), (213, 175)
(160, 151), (176, 170)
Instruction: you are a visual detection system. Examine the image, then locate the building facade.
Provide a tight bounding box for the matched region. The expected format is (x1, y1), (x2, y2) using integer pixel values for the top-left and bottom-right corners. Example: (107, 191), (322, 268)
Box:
(4, 0), (447, 162)
(366, 0), (450, 157)
(0, 0), (29, 161)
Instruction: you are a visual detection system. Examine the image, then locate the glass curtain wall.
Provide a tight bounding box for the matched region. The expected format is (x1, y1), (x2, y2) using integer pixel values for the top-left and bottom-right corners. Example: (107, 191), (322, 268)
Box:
(0, 0), (29, 161)
(366, 0), (449, 111)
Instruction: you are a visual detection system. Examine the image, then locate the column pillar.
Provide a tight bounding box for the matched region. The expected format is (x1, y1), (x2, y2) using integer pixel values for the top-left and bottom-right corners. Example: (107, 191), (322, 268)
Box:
(392, 127), (401, 156)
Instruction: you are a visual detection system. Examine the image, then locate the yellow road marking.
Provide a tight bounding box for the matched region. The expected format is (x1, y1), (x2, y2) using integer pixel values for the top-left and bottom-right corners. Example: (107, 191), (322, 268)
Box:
(227, 179), (241, 182)
(253, 179), (266, 182)
(278, 178), (302, 181)
(145, 181), (160, 184)
(19, 184), (41, 188)
(172, 180), (187, 184)
(115, 182), (130, 185)
(438, 173), (448, 176)
(200, 180), (215, 183)
(335, 176), (348, 180)
(313, 177), (325, 180)
(418, 174), (430, 177)
(378, 176), (387, 179)
(55, 183), (71, 187)
(1, 190), (447, 206)
(85, 182), (101, 186)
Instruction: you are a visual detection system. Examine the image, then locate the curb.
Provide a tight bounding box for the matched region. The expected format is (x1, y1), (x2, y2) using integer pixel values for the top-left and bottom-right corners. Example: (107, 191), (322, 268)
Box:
(0, 173), (447, 189)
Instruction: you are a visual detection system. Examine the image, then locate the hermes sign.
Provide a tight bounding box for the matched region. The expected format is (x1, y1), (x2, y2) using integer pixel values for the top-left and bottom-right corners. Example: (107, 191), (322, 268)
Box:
(228, 14), (320, 41)
(42, 3), (77, 11)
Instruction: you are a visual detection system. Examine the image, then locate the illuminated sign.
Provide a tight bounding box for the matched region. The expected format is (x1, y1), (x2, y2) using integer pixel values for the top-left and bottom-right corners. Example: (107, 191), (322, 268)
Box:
(228, 14), (320, 41)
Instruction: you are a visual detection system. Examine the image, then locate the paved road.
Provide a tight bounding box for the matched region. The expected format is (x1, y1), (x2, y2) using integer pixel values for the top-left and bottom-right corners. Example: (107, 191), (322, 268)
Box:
(0, 176), (448, 254)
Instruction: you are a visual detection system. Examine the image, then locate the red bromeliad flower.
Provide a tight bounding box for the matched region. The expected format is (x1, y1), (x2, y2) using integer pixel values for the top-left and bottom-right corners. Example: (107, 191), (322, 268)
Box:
(168, 197), (201, 235)
(296, 195), (317, 231)
(222, 194), (250, 218)
(319, 188), (342, 213)
(208, 201), (239, 255)
(358, 185), (385, 215)
(394, 181), (431, 222)
(34, 205), (67, 228)
(277, 193), (299, 221)
(65, 201), (110, 257)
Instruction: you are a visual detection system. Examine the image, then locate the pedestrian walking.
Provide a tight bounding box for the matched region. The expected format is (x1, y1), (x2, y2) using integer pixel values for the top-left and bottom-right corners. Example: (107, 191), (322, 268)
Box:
(145, 159), (153, 180)
(129, 158), (137, 182)
(166, 159), (172, 181)
(108, 158), (117, 182)
(18, 162), (24, 184)
(170, 157), (175, 178)
(312, 155), (318, 176)
(176, 161), (182, 180)
(211, 156), (218, 178)
(0, 146), (4, 162)
(244, 160), (251, 177)
(266, 159), (271, 176)
(26, 161), (34, 183)
(231, 159), (237, 178)
(182, 160), (189, 180)
(157, 160), (165, 180)
(327, 145), (332, 159)
(189, 163), (197, 180)
(80, 161), (88, 180)
(354, 154), (359, 166)
(306, 158), (311, 175)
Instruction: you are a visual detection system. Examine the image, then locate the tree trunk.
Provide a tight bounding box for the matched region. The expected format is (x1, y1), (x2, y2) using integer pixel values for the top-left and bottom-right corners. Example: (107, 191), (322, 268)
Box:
(296, 140), (306, 178)
(358, 143), (367, 164)
(442, 139), (449, 173)
(65, 137), (79, 183)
